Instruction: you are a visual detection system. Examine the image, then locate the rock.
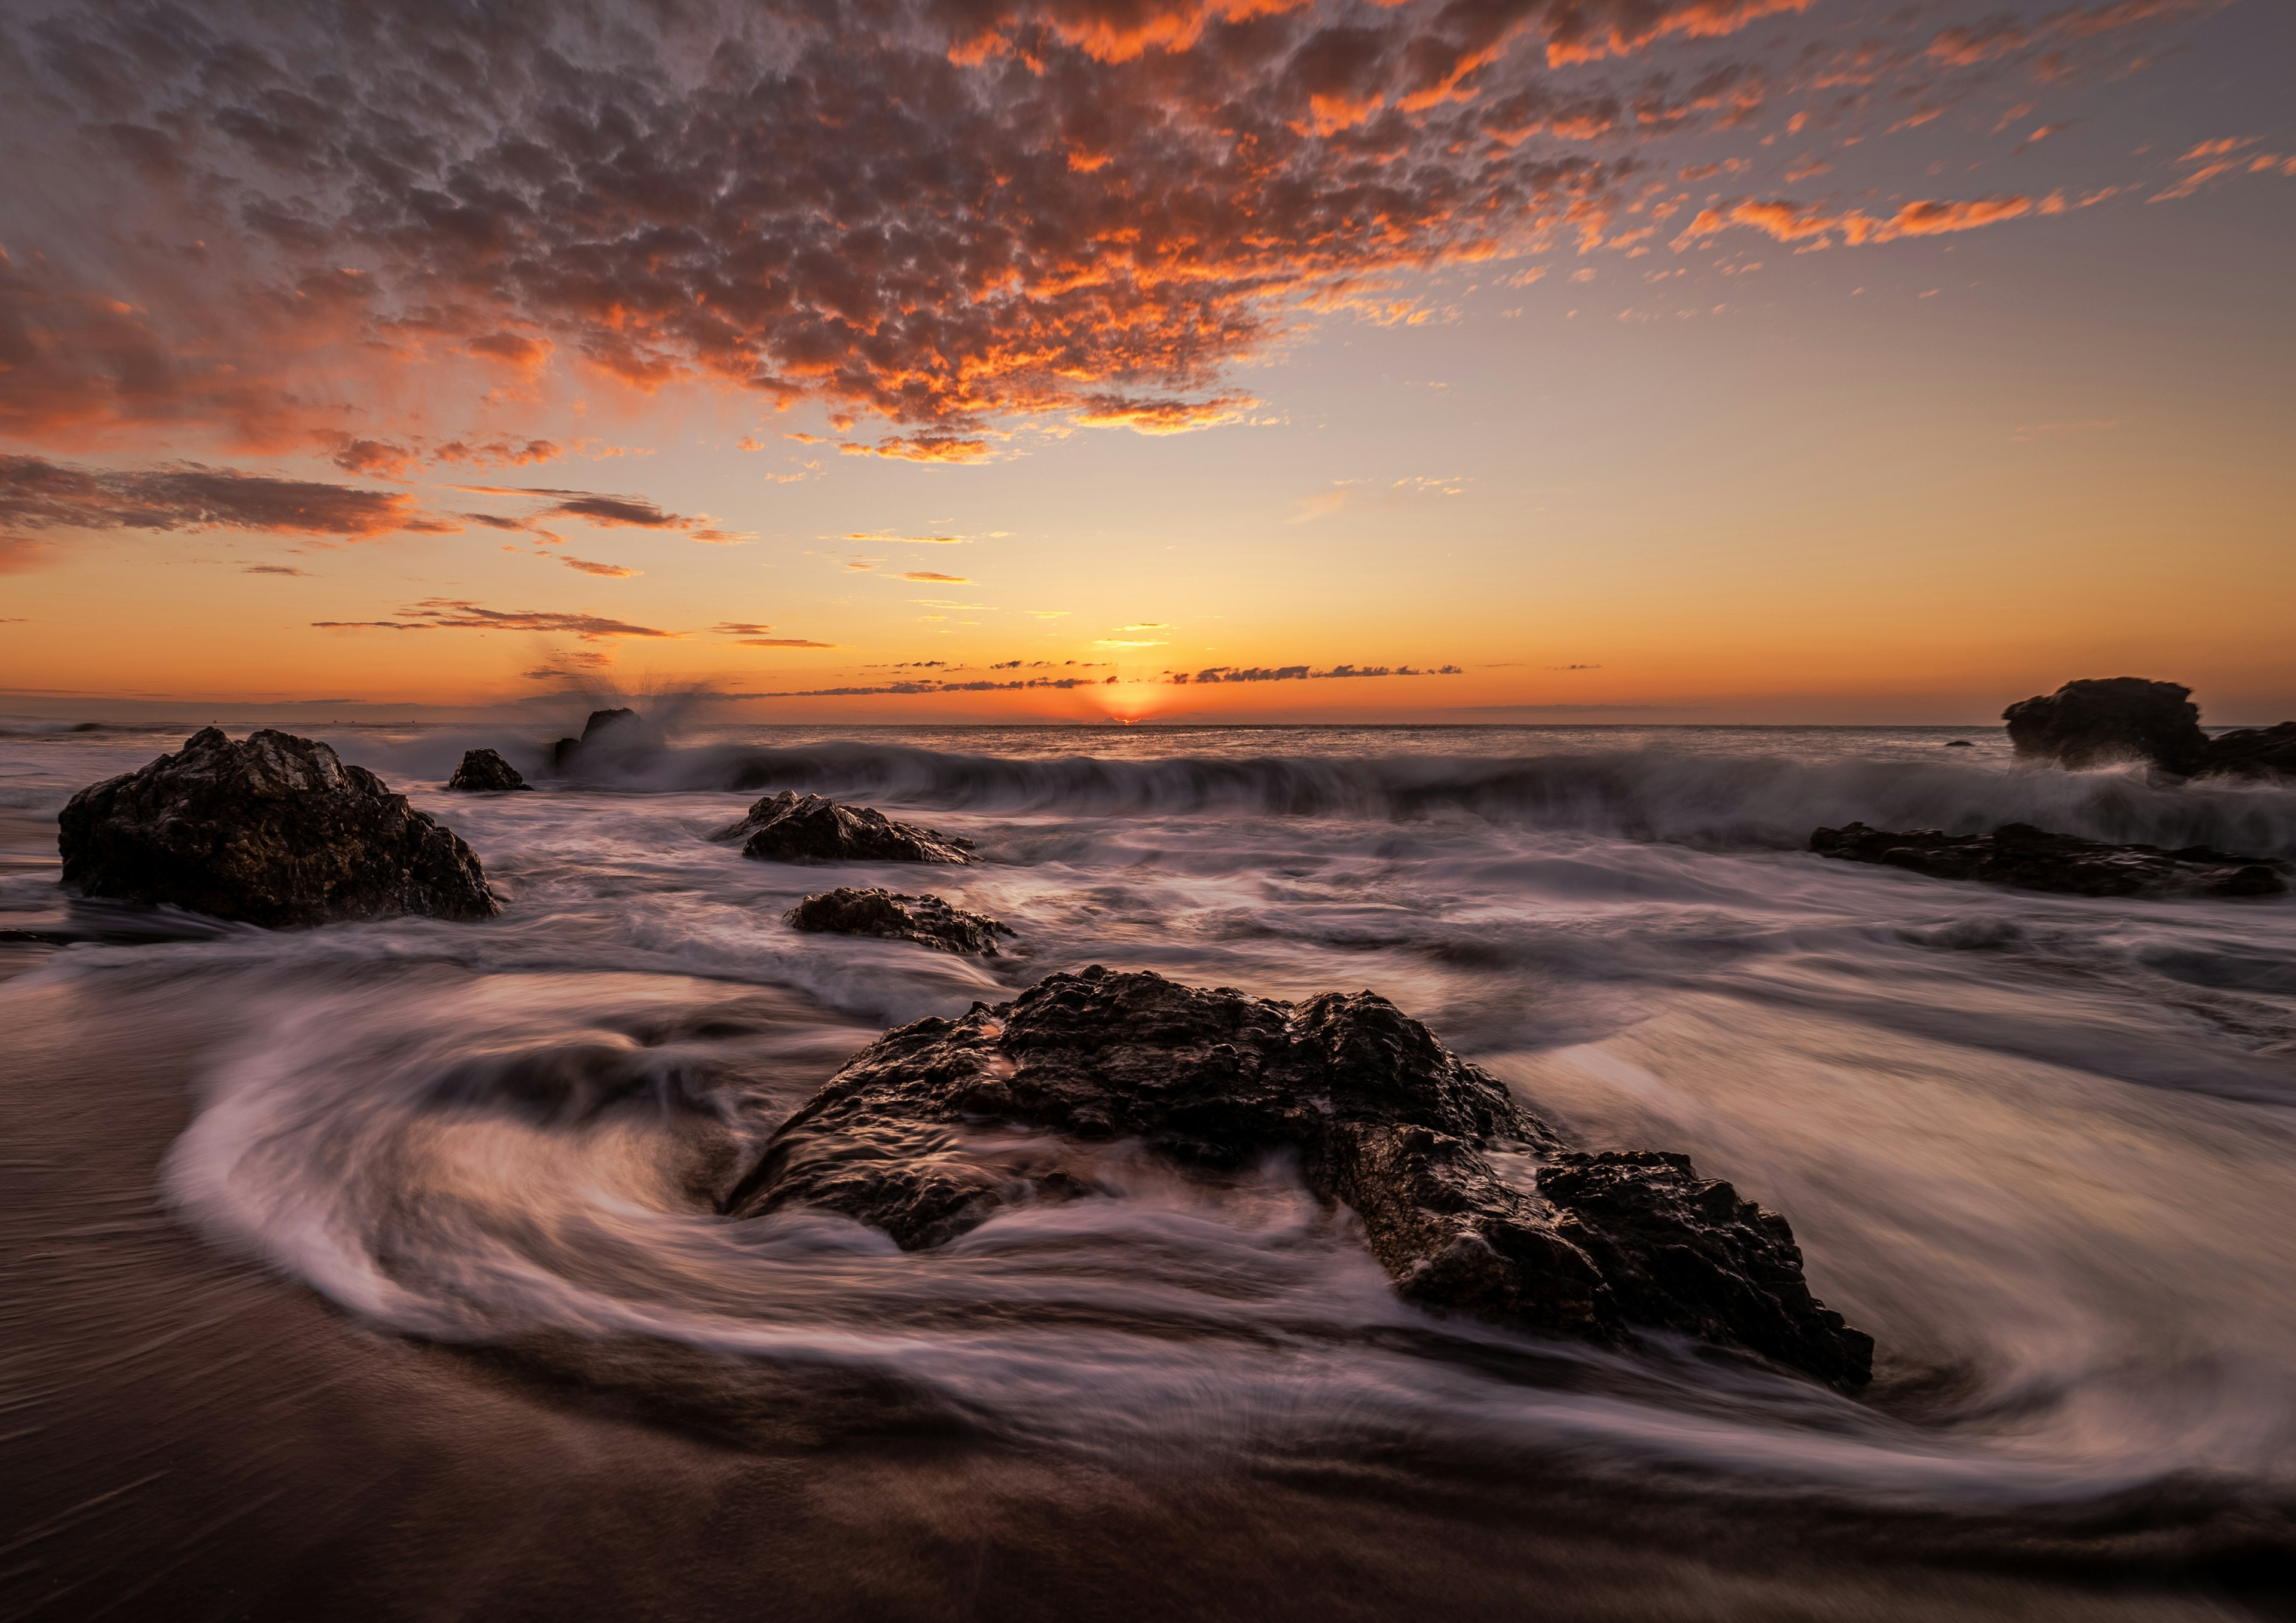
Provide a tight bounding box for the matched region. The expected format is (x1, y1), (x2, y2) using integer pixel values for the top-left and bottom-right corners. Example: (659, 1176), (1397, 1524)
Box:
(716, 791), (973, 864)
(727, 967), (1874, 1388)
(552, 707), (662, 769)
(1944, 739), (1974, 747)
(2196, 722), (2296, 781)
(784, 887), (1014, 955)
(2002, 678), (2208, 774)
(1810, 821), (2286, 899)
(444, 748), (531, 792)
(58, 728), (500, 928)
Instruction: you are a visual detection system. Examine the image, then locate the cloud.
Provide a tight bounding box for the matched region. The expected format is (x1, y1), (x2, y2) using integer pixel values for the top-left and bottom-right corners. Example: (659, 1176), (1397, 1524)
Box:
(1, 456), (452, 557)
(0, 0), (2227, 464)
(1169, 663), (1463, 683)
(735, 637), (836, 648)
(312, 600), (676, 641)
(1671, 195), (2036, 250)
(751, 677), (1117, 697)
(242, 564), (311, 576)
(560, 557), (641, 577)
(900, 570), (972, 583)
(845, 530), (970, 545)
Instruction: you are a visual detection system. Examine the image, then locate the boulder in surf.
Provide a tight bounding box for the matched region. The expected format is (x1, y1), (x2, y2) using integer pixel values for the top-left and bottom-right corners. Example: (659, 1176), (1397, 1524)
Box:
(1810, 821), (2286, 898)
(2196, 721), (2296, 781)
(2002, 677), (2209, 774)
(551, 707), (663, 770)
(726, 967), (1875, 1389)
(59, 727), (500, 928)
(716, 791), (973, 864)
(444, 748), (531, 792)
(784, 887), (1014, 955)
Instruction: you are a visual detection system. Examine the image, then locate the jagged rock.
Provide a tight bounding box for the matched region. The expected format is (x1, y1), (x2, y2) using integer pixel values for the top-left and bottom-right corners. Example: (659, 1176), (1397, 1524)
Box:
(2197, 722), (2296, 781)
(552, 707), (662, 769)
(58, 728), (500, 928)
(1810, 821), (2286, 898)
(444, 748), (530, 792)
(716, 791), (973, 864)
(785, 887), (1013, 955)
(727, 967), (1874, 1388)
(2002, 678), (2208, 774)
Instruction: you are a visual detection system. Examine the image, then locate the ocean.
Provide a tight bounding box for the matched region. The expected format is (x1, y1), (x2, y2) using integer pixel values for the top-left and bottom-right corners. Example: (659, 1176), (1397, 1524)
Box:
(5, 721), (2294, 1620)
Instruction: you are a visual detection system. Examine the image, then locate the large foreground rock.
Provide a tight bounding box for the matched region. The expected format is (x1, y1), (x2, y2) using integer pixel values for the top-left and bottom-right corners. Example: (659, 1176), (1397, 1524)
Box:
(2002, 678), (2208, 774)
(444, 748), (530, 792)
(1811, 821), (2285, 898)
(59, 728), (499, 927)
(728, 967), (1873, 1388)
(716, 791), (973, 864)
(2197, 722), (2296, 781)
(785, 887), (1014, 955)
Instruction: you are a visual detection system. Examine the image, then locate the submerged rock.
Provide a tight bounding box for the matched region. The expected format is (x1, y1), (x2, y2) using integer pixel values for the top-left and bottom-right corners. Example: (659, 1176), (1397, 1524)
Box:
(716, 791), (973, 864)
(1944, 739), (1974, 748)
(728, 967), (1874, 1388)
(444, 748), (530, 792)
(2196, 722), (2296, 781)
(1810, 821), (2286, 898)
(785, 887), (1014, 955)
(59, 728), (500, 928)
(2002, 678), (2208, 774)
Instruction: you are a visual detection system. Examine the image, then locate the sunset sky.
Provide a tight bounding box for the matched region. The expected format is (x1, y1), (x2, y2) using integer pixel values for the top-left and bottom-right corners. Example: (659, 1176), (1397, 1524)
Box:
(2, 0), (2289, 725)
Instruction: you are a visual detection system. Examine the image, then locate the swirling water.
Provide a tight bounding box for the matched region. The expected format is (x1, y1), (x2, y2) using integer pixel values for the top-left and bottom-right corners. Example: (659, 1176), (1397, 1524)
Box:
(6, 721), (2296, 1608)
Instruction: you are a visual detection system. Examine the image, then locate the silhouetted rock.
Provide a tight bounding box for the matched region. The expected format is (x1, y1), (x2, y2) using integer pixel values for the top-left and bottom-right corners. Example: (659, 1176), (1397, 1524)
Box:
(716, 791), (973, 864)
(1945, 739), (1974, 748)
(552, 707), (662, 769)
(728, 967), (1874, 1387)
(1811, 821), (2285, 898)
(2002, 678), (2208, 774)
(785, 887), (1013, 955)
(444, 748), (530, 792)
(58, 728), (500, 928)
(2197, 722), (2296, 781)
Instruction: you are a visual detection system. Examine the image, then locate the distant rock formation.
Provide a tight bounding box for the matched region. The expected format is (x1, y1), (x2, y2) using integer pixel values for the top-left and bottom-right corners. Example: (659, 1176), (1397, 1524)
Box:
(59, 728), (500, 928)
(727, 966), (1874, 1389)
(784, 887), (1014, 955)
(1944, 739), (1974, 748)
(550, 707), (663, 770)
(716, 791), (973, 864)
(2197, 722), (2296, 782)
(2002, 678), (2208, 774)
(444, 748), (530, 792)
(1810, 821), (2285, 898)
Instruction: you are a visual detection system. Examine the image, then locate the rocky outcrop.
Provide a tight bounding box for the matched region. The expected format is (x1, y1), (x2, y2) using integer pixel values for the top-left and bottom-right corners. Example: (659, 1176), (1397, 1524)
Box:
(444, 748), (530, 792)
(2002, 678), (2208, 774)
(1810, 821), (2286, 898)
(785, 887), (1014, 955)
(58, 728), (500, 928)
(2196, 722), (2296, 781)
(551, 707), (662, 770)
(716, 791), (973, 864)
(728, 967), (1874, 1388)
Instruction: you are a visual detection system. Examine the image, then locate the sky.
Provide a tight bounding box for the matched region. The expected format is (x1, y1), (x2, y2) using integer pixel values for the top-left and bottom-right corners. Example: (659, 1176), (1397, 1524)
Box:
(1, 0), (2290, 726)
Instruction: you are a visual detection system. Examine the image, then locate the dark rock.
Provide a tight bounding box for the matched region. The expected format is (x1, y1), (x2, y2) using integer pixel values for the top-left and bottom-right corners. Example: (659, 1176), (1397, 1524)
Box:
(728, 967), (1873, 1387)
(1810, 821), (2286, 899)
(2002, 678), (2208, 774)
(444, 748), (530, 792)
(58, 728), (500, 928)
(785, 887), (1014, 955)
(1944, 739), (1974, 747)
(2196, 722), (2296, 781)
(716, 791), (973, 864)
(551, 707), (662, 770)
